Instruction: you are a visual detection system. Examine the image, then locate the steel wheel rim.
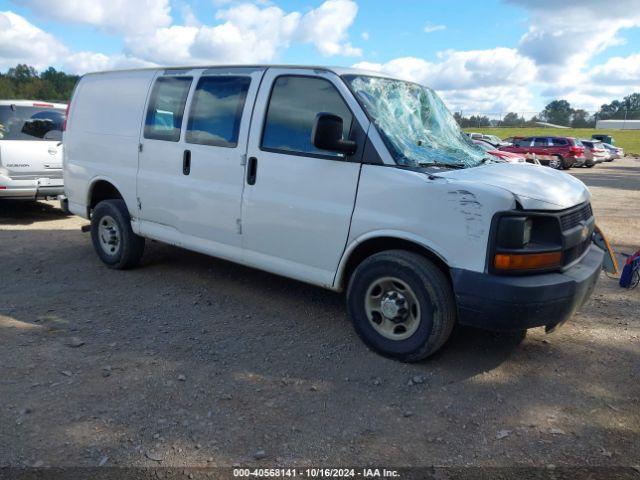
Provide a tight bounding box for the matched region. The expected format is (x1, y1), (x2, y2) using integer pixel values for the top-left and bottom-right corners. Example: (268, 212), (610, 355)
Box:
(550, 157), (561, 169)
(364, 276), (421, 341)
(98, 215), (121, 256)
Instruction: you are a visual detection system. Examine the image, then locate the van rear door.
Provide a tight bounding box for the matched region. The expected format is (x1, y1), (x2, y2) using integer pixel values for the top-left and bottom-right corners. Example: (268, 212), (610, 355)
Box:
(0, 104), (64, 182)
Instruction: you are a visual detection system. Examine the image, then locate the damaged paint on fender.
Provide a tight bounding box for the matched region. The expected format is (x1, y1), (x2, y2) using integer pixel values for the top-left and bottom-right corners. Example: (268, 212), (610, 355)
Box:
(447, 189), (485, 240)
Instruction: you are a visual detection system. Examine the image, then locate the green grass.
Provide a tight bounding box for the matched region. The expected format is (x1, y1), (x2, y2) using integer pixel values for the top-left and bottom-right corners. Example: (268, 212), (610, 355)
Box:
(463, 127), (640, 154)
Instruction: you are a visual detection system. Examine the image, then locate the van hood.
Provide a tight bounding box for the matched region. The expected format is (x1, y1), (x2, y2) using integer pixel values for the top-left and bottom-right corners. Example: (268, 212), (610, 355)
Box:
(436, 163), (590, 210)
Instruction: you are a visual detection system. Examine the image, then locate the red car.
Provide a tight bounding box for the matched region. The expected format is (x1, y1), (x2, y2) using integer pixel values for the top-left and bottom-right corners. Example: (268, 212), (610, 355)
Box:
(499, 136), (586, 169)
(473, 140), (526, 163)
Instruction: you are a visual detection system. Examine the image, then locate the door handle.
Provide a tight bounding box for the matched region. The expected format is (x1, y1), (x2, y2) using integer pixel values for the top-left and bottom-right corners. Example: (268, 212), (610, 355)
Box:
(247, 156), (257, 185)
(183, 150), (191, 175)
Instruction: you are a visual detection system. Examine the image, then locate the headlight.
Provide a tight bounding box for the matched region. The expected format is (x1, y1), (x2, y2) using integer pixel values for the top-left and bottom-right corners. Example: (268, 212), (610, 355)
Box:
(492, 214), (563, 273)
(496, 216), (532, 249)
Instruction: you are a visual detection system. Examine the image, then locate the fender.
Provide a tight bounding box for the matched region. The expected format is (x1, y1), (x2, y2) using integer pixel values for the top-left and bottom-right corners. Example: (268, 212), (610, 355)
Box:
(333, 229), (452, 290)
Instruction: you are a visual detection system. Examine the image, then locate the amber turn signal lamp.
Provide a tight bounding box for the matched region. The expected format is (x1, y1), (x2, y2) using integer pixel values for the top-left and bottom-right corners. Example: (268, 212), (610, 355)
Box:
(494, 251), (562, 271)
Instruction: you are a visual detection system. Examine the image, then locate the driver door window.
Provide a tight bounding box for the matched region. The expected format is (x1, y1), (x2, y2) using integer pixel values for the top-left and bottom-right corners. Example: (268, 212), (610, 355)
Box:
(261, 76), (353, 158)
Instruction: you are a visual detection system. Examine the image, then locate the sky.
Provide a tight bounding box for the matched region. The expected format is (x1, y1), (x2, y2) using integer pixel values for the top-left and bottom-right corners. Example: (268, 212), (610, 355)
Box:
(1, 0), (640, 114)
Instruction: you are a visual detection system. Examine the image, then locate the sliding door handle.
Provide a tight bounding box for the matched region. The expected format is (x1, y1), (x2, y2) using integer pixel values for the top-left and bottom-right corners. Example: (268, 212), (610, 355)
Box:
(247, 156), (257, 185)
(183, 150), (191, 175)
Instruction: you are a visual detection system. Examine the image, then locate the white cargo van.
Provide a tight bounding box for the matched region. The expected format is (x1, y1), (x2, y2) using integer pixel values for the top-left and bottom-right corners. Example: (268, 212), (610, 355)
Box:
(64, 66), (604, 361)
(0, 100), (66, 199)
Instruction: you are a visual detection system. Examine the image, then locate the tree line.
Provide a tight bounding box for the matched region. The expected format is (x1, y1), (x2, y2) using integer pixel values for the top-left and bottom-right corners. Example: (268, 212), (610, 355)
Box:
(0, 64), (79, 103)
(455, 93), (640, 128)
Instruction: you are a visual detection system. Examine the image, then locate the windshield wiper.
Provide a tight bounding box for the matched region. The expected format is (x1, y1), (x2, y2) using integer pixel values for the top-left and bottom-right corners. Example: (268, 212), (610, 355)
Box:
(417, 161), (466, 169)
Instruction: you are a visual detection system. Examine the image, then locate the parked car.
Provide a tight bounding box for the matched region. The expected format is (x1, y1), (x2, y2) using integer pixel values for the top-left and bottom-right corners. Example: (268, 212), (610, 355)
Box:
(502, 136), (524, 146)
(592, 134), (614, 145)
(0, 100), (66, 200)
(580, 140), (610, 164)
(601, 142), (623, 160)
(64, 66), (603, 361)
(472, 139), (526, 163)
(499, 136), (587, 169)
(467, 132), (507, 147)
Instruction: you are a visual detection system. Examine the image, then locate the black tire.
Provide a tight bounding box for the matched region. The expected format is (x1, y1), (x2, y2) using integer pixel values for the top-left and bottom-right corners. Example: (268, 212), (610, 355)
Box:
(91, 199), (145, 269)
(552, 155), (568, 170)
(346, 250), (456, 362)
(585, 162), (595, 168)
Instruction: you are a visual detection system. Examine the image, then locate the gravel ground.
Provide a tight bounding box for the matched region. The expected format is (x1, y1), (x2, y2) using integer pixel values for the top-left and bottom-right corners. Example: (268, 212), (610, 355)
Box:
(0, 157), (638, 470)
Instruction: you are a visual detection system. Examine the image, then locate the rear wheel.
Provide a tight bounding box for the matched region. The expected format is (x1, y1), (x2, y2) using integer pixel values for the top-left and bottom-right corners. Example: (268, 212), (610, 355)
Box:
(346, 250), (456, 362)
(91, 199), (145, 269)
(548, 156), (563, 170)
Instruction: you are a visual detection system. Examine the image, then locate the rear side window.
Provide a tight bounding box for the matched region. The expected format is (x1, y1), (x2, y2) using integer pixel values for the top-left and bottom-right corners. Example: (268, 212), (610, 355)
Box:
(186, 76), (251, 148)
(261, 76), (353, 157)
(551, 138), (568, 146)
(144, 77), (192, 142)
(533, 137), (549, 147)
(0, 105), (65, 141)
(514, 138), (531, 147)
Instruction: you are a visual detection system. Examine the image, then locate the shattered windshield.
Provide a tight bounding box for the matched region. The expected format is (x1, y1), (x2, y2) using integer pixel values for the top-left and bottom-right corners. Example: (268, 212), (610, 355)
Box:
(343, 75), (486, 168)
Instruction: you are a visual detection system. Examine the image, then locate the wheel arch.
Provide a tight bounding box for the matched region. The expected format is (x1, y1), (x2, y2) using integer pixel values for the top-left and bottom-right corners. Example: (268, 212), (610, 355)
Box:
(87, 177), (125, 216)
(334, 233), (452, 292)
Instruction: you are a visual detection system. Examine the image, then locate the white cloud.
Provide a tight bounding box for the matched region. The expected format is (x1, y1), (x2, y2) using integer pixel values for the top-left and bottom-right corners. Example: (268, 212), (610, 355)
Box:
(2, 0), (363, 78)
(355, 48), (536, 90)
(361, 31), (370, 41)
(0, 11), (68, 70)
(63, 52), (156, 74)
(190, 3), (301, 63)
(354, 49), (538, 113)
(121, 0), (361, 66)
(507, 0), (640, 83)
(544, 52), (640, 109)
(125, 26), (200, 65)
(590, 53), (640, 86)
(297, 0), (362, 57)
(17, 0), (172, 35)
(424, 23), (446, 33)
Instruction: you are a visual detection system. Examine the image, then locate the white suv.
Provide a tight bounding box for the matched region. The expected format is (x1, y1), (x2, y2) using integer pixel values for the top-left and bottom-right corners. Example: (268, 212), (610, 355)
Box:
(63, 66), (604, 361)
(0, 100), (66, 199)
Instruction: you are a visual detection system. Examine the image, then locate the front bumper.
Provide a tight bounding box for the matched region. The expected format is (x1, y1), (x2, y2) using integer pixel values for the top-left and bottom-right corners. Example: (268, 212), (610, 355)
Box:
(0, 175), (64, 199)
(451, 244), (604, 331)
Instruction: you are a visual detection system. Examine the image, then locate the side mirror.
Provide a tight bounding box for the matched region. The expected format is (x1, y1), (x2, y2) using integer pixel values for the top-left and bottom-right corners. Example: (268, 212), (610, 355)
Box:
(311, 112), (357, 155)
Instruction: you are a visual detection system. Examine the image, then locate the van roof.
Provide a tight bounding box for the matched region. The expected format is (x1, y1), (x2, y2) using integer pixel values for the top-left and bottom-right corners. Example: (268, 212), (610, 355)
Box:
(82, 65), (406, 82)
(0, 100), (67, 109)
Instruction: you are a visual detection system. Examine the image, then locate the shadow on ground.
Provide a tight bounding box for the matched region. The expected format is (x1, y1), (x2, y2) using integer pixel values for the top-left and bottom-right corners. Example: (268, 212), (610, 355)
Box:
(0, 200), (70, 225)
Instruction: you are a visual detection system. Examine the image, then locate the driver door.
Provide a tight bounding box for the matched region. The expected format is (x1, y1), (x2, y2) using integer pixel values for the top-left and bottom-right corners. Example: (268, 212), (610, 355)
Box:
(240, 69), (368, 287)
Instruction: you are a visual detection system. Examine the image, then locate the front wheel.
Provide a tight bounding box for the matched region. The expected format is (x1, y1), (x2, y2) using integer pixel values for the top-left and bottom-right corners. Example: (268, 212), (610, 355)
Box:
(91, 199), (145, 269)
(346, 250), (456, 362)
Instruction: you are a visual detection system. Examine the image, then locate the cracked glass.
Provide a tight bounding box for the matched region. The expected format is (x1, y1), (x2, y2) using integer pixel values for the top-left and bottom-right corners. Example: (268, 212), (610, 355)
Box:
(343, 75), (488, 169)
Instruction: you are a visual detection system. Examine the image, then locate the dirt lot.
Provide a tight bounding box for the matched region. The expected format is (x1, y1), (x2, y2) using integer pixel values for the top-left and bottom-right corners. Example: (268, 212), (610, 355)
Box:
(1, 158), (639, 470)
